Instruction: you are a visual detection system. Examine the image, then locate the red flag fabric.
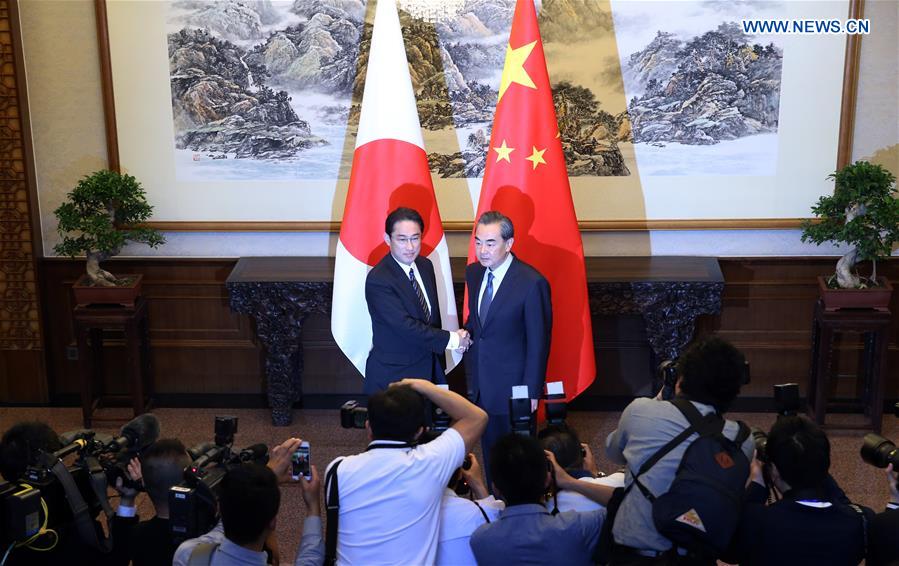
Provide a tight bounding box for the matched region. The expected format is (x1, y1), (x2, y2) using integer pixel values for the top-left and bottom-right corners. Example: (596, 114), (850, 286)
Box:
(467, 0), (596, 400)
(332, 0), (459, 378)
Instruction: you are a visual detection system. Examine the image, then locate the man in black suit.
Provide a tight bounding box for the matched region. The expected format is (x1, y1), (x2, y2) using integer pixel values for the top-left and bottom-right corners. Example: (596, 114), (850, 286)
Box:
(364, 207), (470, 394)
(464, 211), (552, 480)
(868, 464), (899, 566)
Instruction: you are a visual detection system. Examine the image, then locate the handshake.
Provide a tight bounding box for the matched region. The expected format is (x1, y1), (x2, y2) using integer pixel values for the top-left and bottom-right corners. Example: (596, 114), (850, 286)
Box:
(454, 329), (473, 353)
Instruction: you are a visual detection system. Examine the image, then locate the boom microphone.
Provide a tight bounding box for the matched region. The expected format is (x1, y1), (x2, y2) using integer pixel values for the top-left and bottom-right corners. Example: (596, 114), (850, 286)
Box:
(107, 413), (160, 453)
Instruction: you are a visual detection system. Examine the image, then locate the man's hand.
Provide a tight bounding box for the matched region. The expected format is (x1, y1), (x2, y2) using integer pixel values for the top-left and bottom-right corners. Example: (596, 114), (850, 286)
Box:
(456, 329), (472, 352)
(888, 464), (899, 504)
(581, 443), (599, 477)
(544, 449), (574, 490)
(268, 437), (302, 483)
(460, 453), (489, 499)
(300, 465), (322, 514)
(115, 457), (142, 507)
(749, 452), (766, 488)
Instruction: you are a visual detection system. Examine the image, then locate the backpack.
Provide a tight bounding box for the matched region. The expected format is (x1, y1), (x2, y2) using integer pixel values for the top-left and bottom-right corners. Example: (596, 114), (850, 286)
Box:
(635, 398), (751, 558)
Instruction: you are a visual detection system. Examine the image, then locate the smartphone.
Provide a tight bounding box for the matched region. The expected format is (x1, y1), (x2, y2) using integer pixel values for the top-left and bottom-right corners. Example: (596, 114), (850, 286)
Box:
(291, 441), (311, 481)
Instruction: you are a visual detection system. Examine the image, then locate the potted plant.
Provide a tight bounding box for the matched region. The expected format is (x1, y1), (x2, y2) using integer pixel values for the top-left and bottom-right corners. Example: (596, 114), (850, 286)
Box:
(800, 160), (899, 311)
(54, 170), (165, 306)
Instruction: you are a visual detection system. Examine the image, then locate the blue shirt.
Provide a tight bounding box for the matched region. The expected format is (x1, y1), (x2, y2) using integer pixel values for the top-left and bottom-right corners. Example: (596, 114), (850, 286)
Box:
(469, 503), (604, 566)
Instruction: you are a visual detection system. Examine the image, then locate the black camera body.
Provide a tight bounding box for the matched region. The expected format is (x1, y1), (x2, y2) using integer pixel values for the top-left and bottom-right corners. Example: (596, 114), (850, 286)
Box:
(340, 400), (368, 429)
(753, 383), (801, 462)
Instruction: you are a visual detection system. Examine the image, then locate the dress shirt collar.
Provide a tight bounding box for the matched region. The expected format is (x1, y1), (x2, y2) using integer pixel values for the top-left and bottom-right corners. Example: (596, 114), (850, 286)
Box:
(218, 538), (268, 565)
(486, 252), (514, 280)
(499, 502), (551, 519)
(392, 254), (415, 272)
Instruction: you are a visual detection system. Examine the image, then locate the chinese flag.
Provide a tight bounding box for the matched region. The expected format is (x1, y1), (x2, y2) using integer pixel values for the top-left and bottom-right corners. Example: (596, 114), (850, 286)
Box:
(332, 0), (459, 378)
(468, 0), (596, 399)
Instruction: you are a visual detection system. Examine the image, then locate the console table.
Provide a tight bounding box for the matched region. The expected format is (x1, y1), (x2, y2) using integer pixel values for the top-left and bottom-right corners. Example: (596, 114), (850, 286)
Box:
(227, 256), (723, 425)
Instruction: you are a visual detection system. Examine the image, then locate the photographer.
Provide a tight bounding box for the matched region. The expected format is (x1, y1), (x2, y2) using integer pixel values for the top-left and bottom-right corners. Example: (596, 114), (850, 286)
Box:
(0, 421), (107, 566)
(325, 378), (487, 564)
(539, 424), (624, 513)
(729, 416), (872, 565)
(604, 337), (753, 564)
(469, 433), (609, 566)
(869, 464), (899, 565)
(173, 437), (323, 566)
(110, 438), (191, 566)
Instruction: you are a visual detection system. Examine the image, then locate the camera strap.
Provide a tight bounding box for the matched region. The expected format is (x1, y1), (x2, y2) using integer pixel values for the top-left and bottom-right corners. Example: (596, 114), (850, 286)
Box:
(324, 458), (344, 566)
(48, 459), (113, 553)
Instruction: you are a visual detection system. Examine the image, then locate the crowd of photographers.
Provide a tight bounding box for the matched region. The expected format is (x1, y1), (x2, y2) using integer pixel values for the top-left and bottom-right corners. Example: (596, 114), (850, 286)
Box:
(2, 337), (899, 565)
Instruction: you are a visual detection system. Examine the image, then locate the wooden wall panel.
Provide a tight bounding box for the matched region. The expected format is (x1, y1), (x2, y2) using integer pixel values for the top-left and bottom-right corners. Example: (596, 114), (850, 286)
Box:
(35, 257), (899, 407)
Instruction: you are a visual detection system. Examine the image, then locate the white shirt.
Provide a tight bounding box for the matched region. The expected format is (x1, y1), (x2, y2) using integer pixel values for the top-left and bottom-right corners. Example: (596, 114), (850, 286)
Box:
(477, 253), (514, 315)
(437, 491), (505, 566)
(393, 255), (459, 350)
(326, 428), (466, 566)
(547, 472), (626, 513)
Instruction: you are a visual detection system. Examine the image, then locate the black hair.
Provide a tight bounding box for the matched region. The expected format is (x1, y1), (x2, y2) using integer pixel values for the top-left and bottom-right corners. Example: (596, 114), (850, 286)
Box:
(766, 415), (830, 492)
(538, 424), (583, 470)
(490, 433), (548, 505)
(141, 438), (191, 507)
(385, 207), (424, 236)
(0, 421), (61, 482)
(220, 463), (280, 546)
(367, 385), (425, 442)
(476, 210), (514, 240)
(677, 337), (746, 413)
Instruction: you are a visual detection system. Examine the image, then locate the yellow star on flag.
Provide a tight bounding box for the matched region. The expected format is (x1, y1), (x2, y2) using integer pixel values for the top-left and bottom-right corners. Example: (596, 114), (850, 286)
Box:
(498, 40), (538, 102)
(493, 140), (515, 163)
(526, 146), (546, 170)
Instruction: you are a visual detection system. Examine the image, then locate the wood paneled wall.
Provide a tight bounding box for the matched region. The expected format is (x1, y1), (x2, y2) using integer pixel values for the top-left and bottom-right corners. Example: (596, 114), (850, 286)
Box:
(26, 257), (899, 408)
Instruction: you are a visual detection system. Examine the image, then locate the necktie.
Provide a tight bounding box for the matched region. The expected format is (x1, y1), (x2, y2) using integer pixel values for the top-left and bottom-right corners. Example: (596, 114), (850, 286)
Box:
(480, 271), (494, 322)
(409, 268), (430, 320)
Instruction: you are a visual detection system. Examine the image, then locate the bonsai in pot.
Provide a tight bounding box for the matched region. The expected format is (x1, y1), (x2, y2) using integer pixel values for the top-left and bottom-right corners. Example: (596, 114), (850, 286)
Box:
(54, 170), (165, 305)
(800, 160), (898, 309)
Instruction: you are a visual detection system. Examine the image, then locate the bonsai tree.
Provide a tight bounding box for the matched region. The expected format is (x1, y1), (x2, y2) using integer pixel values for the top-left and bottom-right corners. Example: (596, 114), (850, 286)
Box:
(801, 161), (899, 289)
(54, 170), (165, 286)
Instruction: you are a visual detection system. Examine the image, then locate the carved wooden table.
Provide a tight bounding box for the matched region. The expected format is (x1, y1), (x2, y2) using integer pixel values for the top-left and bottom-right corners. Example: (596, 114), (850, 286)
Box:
(227, 256), (723, 426)
(73, 297), (153, 427)
(807, 300), (891, 432)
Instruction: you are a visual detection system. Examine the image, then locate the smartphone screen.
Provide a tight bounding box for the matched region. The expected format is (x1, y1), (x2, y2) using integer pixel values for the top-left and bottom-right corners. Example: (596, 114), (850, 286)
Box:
(291, 441), (311, 481)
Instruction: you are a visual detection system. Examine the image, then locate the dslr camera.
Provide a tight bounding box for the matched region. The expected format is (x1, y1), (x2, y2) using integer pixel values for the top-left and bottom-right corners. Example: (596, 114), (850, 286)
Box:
(752, 383), (800, 462)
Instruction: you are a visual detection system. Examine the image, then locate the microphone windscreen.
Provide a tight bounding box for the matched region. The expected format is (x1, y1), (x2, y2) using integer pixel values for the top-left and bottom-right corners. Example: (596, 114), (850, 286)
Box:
(120, 413), (161, 450)
(188, 442), (216, 461)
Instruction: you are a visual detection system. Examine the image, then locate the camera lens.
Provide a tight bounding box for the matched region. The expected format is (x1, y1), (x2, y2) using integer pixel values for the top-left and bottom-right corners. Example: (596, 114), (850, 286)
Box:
(752, 428), (768, 462)
(860, 433), (899, 468)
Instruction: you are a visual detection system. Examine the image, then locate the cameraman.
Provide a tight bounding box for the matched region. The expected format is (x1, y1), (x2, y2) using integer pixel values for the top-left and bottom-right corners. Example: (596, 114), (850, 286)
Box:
(325, 378), (487, 564)
(173, 437), (324, 566)
(604, 337), (753, 564)
(869, 464), (899, 565)
(0, 421), (107, 566)
(539, 424), (624, 513)
(110, 438), (191, 566)
(729, 416), (872, 565)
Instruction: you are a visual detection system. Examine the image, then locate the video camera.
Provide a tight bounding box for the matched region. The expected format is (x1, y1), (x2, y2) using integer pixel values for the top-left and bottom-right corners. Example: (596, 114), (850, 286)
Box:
(169, 416), (270, 543)
(0, 414), (160, 551)
(752, 383), (800, 462)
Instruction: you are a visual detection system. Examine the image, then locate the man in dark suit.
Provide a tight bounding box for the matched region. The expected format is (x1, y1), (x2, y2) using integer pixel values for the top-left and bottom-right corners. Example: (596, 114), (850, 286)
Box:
(364, 207), (470, 394)
(464, 211), (552, 480)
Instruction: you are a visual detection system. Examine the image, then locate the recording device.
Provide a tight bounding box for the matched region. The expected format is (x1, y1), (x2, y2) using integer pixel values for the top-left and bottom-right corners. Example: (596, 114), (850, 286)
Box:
(657, 357), (751, 401)
(509, 385), (534, 436)
(0, 414), (160, 550)
(340, 400), (368, 429)
(860, 434), (899, 469)
(292, 441), (311, 481)
(169, 416), (270, 543)
(545, 381), (567, 426)
(752, 383), (801, 462)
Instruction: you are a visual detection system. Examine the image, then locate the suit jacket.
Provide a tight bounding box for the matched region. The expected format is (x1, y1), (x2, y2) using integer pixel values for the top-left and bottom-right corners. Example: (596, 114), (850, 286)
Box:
(364, 253), (449, 393)
(464, 256), (552, 414)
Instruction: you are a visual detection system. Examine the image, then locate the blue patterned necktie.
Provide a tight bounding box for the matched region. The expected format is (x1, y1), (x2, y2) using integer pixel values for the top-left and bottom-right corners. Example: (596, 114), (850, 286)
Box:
(409, 268), (430, 320)
(480, 271), (494, 322)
